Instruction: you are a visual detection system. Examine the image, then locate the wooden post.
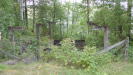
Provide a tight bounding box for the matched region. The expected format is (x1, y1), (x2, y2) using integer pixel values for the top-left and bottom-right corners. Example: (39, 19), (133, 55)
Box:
(8, 26), (24, 42)
(8, 26), (24, 55)
(35, 24), (42, 61)
(36, 24), (41, 43)
(124, 37), (129, 61)
(48, 22), (52, 39)
(8, 29), (14, 42)
(104, 26), (110, 49)
(0, 32), (1, 40)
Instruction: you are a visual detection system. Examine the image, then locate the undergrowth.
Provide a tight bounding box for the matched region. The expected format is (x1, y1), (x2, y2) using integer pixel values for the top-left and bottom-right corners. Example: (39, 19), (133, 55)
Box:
(42, 38), (114, 72)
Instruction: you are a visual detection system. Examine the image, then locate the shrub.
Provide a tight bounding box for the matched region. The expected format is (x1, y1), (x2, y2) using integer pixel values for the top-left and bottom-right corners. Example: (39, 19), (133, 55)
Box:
(0, 39), (14, 58)
(42, 38), (97, 71)
(95, 52), (114, 65)
(128, 46), (133, 61)
(42, 38), (114, 72)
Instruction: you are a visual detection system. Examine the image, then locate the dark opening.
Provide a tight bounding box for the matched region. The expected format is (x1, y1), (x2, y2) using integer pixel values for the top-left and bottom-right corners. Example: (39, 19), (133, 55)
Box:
(75, 40), (85, 50)
(44, 48), (52, 53)
(53, 40), (62, 46)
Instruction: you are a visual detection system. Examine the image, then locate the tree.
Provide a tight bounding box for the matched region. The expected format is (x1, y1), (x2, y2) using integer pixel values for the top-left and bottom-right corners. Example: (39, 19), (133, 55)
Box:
(0, 0), (14, 37)
(93, 0), (129, 48)
(37, 0), (65, 39)
(127, 0), (132, 41)
(33, 0), (35, 32)
(13, 0), (22, 26)
(87, 0), (90, 34)
(93, 7), (114, 48)
(65, 2), (71, 35)
(24, 0), (28, 28)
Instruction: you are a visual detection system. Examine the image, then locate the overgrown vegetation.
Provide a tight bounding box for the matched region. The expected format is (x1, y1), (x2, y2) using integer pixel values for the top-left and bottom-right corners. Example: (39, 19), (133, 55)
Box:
(0, 0), (133, 75)
(0, 62), (133, 75)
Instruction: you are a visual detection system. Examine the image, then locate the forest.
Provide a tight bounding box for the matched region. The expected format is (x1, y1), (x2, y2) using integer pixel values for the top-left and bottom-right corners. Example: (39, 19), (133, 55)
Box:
(0, 0), (133, 75)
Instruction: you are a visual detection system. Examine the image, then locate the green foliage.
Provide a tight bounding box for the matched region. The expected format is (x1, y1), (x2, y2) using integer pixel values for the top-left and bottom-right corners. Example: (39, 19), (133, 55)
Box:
(0, 0), (22, 38)
(93, 7), (114, 27)
(0, 39), (13, 51)
(85, 31), (103, 47)
(0, 0), (14, 37)
(21, 30), (34, 36)
(93, 6), (128, 27)
(0, 0), (132, 74)
(96, 52), (114, 65)
(0, 64), (7, 71)
(0, 39), (14, 58)
(1, 62), (133, 75)
(128, 46), (133, 61)
(65, 23), (88, 40)
(42, 38), (114, 72)
(37, 0), (66, 39)
(43, 38), (97, 71)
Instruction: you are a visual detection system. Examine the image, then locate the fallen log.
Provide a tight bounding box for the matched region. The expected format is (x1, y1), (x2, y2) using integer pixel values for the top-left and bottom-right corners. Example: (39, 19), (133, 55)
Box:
(95, 38), (128, 55)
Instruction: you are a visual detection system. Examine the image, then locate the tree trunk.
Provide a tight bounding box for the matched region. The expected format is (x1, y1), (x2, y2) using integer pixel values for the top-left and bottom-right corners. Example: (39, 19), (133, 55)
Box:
(14, 0), (21, 26)
(72, 0), (75, 25)
(67, 3), (69, 34)
(104, 26), (110, 49)
(24, 0), (28, 28)
(33, 0), (35, 32)
(127, 0), (132, 41)
(49, 22), (52, 39)
(52, 0), (56, 39)
(87, 0), (90, 34)
(35, 24), (40, 61)
(20, 0), (23, 21)
(60, 18), (62, 39)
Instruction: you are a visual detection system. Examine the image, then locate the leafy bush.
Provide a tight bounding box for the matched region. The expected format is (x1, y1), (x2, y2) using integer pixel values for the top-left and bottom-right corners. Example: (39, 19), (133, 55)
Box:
(128, 46), (133, 61)
(95, 52), (114, 65)
(0, 38), (34, 59)
(0, 39), (13, 51)
(0, 39), (14, 58)
(42, 38), (114, 72)
(42, 38), (116, 72)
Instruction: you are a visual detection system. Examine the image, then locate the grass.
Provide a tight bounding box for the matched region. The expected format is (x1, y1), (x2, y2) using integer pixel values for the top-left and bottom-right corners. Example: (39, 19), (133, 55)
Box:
(0, 64), (7, 71)
(0, 62), (133, 75)
(98, 62), (133, 75)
